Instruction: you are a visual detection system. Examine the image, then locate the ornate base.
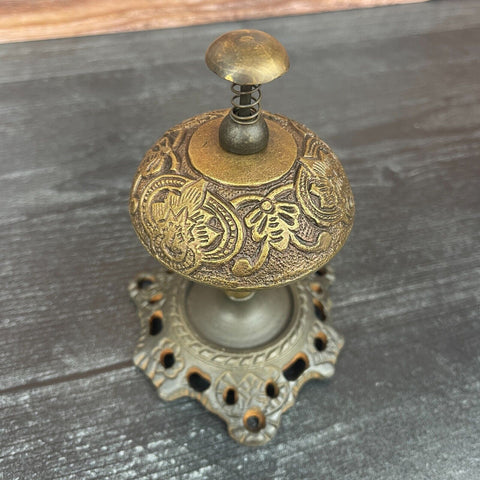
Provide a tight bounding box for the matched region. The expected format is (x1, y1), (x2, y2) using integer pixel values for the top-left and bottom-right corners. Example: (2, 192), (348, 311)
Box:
(129, 267), (343, 446)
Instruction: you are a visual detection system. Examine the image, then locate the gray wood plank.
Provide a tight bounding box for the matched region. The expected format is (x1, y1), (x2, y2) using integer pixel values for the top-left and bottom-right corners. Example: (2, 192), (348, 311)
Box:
(0, 0), (479, 84)
(1, 0), (479, 478)
(1, 355), (478, 479)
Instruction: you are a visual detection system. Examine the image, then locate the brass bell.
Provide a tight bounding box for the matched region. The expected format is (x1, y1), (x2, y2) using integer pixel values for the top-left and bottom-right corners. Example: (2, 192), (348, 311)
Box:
(128, 29), (354, 446)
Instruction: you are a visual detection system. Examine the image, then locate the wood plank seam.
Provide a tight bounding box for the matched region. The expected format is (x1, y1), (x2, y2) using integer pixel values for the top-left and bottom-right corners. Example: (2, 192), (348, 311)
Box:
(0, 0), (428, 43)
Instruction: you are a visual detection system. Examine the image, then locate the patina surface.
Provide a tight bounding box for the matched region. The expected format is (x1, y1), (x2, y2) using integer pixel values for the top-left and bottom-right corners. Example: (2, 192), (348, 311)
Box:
(129, 267), (342, 446)
(205, 29), (289, 85)
(130, 109), (354, 290)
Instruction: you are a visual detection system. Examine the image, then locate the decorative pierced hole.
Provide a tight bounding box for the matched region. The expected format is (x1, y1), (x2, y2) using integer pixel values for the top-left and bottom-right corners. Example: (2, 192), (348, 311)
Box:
(160, 349), (175, 369)
(315, 267), (327, 277)
(148, 293), (164, 304)
(283, 353), (309, 381)
(137, 276), (154, 289)
(313, 299), (326, 322)
(166, 269), (174, 275)
(187, 369), (211, 392)
(310, 283), (323, 295)
(149, 312), (163, 336)
(223, 387), (238, 405)
(265, 381), (279, 399)
(243, 408), (266, 433)
(314, 332), (328, 352)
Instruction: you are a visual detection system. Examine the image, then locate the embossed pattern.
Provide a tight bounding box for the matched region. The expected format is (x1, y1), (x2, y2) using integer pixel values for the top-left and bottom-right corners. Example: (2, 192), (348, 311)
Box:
(130, 109), (354, 290)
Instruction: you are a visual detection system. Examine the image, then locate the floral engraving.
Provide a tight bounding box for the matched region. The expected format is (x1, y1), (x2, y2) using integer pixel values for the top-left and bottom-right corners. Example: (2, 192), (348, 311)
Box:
(232, 185), (331, 277)
(130, 110), (353, 289)
(140, 175), (242, 274)
(140, 131), (184, 177)
(296, 136), (354, 227)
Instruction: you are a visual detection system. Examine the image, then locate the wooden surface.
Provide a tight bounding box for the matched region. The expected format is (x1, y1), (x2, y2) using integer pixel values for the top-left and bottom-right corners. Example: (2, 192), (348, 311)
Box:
(1, 1), (479, 478)
(0, 0), (427, 43)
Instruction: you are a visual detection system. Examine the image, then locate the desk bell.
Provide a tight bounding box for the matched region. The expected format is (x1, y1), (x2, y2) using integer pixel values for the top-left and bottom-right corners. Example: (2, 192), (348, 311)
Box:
(128, 30), (354, 446)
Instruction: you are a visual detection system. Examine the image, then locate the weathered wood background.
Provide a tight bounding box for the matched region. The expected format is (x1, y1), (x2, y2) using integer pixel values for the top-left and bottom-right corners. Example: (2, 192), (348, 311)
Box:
(0, 0), (427, 43)
(1, 1), (479, 478)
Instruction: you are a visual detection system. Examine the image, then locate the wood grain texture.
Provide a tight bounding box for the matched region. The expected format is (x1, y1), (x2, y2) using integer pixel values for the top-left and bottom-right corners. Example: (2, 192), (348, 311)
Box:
(0, 0), (427, 44)
(1, 0), (479, 478)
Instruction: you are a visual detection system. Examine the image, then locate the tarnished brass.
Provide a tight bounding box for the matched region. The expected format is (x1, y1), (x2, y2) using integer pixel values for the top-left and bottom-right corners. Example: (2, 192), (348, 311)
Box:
(189, 116), (297, 186)
(205, 29), (289, 85)
(206, 30), (289, 155)
(130, 109), (354, 291)
(129, 29), (354, 445)
(130, 267), (343, 446)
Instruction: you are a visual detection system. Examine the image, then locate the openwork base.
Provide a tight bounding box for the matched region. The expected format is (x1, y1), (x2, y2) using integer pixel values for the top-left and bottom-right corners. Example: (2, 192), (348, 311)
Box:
(129, 267), (343, 446)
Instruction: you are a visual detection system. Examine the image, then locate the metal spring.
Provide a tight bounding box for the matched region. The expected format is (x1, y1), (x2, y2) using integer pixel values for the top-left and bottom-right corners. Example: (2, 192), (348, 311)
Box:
(230, 83), (262, 124)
